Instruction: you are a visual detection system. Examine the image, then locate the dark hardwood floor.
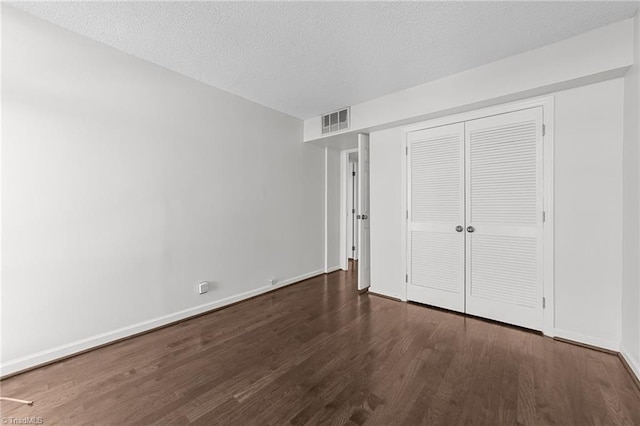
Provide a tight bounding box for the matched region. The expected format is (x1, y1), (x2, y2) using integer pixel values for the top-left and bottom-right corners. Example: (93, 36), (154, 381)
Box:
(2, 267), (639, 425)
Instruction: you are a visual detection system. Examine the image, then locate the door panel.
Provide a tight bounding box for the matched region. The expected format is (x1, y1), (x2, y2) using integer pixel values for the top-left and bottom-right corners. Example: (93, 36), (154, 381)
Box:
(358, 134), (370, 290)
(407, 123), (465, 312)
(465, 108), (544, 331)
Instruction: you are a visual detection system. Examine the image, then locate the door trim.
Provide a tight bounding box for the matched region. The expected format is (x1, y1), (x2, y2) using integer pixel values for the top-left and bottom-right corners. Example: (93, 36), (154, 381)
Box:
(401, 96), (555, 337)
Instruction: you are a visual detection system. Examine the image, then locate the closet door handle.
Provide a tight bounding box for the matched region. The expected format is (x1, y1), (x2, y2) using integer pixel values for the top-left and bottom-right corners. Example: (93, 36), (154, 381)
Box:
(455, 225), (464, 232)
(467, 226), (475, 233)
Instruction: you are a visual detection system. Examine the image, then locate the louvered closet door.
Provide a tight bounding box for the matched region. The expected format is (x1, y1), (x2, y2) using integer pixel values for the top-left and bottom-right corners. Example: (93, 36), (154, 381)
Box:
(407, 123), (465, 312)
(465, 108), (544, 331)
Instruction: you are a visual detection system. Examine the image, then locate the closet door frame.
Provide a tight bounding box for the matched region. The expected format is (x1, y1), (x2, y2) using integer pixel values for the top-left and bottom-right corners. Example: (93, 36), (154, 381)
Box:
(400, 96), (555, 337)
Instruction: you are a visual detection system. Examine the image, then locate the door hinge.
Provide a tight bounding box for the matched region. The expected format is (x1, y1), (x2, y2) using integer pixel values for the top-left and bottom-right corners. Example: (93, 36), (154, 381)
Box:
(406, 146), (408, 156)
(352, 208), (356, 214)
(352, 246), (356, 252)
(542, 124), (546, 136)
(405, 274), (408, 283)
(406, 210), (409, 219)
(352, 171), (356, 177)
(542, 297), (546, 309)
(542, 211), (546, 223)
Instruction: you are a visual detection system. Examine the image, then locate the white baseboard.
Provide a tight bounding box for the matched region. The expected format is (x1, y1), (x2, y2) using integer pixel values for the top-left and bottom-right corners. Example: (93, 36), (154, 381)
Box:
(620, 344), (640, 383)
(325, 265), (341, 273)
(0, 268), (325, 378)
(368, 288), (402, 301)
(553, 328), (620, 352)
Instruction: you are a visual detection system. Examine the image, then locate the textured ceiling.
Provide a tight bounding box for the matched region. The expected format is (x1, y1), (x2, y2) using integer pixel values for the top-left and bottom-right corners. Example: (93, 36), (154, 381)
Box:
(9, 1), (640, 119)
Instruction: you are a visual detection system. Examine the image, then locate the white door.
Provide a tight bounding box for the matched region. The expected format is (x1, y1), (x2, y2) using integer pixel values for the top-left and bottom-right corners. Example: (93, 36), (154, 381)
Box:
(358, 134), (371, 290)
(464, 108), (544, 330)
(407, 123), (466, 312)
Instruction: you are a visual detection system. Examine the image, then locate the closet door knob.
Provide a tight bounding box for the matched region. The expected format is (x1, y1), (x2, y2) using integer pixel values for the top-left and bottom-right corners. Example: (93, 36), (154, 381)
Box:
(467, 226), (475, 233)
(455, 225), (463, 232)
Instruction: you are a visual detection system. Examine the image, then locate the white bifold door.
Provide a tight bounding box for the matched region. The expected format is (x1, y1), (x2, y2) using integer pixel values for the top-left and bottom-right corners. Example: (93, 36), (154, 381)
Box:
(407, 107), (544, 331)
(407, 123), (466, 312)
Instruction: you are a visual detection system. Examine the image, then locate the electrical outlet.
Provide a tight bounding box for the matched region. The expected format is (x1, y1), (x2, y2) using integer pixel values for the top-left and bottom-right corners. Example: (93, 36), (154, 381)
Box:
(269, 278), (277, 286)
(198, 281), (209, 295)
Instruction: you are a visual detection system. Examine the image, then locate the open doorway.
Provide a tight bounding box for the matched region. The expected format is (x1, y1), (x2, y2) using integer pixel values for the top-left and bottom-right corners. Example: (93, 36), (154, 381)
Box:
(346, 152), (359, 270)
(340, 148), (358, 272)
(339, 134), (370, 292)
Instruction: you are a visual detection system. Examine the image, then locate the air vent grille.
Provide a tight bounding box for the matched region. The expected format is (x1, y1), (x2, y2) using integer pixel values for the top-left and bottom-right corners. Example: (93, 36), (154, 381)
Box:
(322, 107), (350, 134)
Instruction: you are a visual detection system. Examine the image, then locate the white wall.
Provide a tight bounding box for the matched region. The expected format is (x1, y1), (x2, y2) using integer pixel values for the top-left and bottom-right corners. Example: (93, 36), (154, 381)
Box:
(370, 79), (625, 349)
(622, 10), (640, 379)
(553, 79), (624, 348)
(1, 7), (325, 375)
(325, 148), (341, 271)
(305, 18), (634, 142)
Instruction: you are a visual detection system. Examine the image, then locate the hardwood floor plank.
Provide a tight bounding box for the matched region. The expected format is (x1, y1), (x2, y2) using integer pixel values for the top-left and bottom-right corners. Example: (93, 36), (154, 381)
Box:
(2, 269), (639, 425)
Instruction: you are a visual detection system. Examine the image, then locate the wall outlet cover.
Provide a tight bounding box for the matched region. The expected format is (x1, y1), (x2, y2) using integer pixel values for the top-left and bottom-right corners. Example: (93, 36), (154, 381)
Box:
(198, 281), (209, 294)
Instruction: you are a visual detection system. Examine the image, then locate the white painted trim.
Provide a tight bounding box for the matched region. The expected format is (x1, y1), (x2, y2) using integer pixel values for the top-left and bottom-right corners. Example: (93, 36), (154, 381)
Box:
(369, 289), (401, 301)
(620, 344), (640, 382)
(0, 268), (325, 378)
(402, 96), (556, 134)
(339, 150), (348, 271)
(541, 98), (555, 337)
(325, 265), (341, 274)
(400, 129), (408, 302)
(324, 147), (329, 273)
(0, 3), (4, 369)
(400, 95), (556, 334)
(553, 328), (620, 352)
(339, 148), (359, 272)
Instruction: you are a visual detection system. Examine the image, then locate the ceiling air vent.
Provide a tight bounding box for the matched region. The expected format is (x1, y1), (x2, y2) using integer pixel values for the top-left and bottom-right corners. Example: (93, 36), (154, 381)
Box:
(322, 107), (350, 135)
